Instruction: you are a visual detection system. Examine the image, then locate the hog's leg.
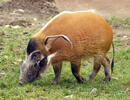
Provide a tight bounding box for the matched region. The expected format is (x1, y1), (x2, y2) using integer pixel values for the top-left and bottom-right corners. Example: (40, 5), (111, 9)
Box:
(51, 62), (62, 85)
(71, 60), (84, 83)
(102, 57), (111, 81)
(89, 57), (101, 81)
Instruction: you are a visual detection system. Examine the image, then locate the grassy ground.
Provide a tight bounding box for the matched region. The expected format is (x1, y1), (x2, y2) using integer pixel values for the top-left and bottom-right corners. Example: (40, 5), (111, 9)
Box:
(0, 26), (130, 100)
(105, 16), (130, 27)
(0, 0), (3, 1)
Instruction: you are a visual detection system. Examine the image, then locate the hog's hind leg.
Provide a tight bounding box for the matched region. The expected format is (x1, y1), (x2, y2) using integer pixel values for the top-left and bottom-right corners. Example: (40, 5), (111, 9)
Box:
(102, 57), (111, 81)
(89, 57), (101, 81)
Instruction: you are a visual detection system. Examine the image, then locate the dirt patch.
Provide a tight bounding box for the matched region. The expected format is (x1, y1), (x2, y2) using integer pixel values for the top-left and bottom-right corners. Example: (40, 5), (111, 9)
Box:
(9, 20), (31, 27)
(55, 0), (130, 18)
(0, 0), (59, 28)
(0, 0), (58, 15)
(113, 26), (130, 49)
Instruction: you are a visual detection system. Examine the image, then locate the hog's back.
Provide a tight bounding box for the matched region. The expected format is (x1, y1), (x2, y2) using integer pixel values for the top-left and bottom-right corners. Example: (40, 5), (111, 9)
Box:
(41, 12), (113, 61)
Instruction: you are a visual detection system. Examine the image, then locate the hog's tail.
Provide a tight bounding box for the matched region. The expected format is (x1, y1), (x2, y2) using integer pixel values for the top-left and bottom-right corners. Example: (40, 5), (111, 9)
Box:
(111, 42), (115, 73)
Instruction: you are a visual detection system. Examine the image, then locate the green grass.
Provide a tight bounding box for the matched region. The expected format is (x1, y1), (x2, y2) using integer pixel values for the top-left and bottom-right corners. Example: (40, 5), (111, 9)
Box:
(105, 16), (130, 27)
(0, 27), (130, 100)
(0, 0), (6, 2)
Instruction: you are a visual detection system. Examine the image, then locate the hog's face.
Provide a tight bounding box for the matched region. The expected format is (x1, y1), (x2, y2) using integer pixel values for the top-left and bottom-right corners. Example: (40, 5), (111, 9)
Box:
(19, 35), (72, 84)
(19, 50), (47, 84)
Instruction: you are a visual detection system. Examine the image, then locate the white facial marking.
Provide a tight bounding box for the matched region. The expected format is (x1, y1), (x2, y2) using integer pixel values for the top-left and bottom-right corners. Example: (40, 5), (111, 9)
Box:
(47, 52), (57, 66)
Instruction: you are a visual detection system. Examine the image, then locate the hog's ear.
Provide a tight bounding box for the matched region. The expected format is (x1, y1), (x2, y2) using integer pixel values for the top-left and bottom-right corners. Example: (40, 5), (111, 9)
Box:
(30, 50), (41, 62)
(44, 35), (72, 51)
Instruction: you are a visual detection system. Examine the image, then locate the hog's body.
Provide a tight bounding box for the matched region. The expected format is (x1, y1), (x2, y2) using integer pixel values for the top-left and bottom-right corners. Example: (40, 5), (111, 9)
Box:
(20, 11), (114, 84)
(33, 11), (113, 63)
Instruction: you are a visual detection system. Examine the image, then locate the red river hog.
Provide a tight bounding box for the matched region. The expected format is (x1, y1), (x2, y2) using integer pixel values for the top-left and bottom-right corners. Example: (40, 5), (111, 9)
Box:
(19, 11), (114, 84)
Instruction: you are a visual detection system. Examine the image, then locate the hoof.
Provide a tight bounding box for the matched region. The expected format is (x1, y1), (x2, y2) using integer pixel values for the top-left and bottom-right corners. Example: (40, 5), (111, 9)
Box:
(103, 77), (111, 82)
(88, 78), (94, 82)
(77, 76), (84, 83)
(88, 75), (95, 82)
(51, 81), (59, 85)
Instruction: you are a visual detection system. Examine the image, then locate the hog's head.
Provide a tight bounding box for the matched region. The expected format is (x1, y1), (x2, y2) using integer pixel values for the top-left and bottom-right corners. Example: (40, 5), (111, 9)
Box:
(19, 50), (47, 84)
(19, 35), (72, 84)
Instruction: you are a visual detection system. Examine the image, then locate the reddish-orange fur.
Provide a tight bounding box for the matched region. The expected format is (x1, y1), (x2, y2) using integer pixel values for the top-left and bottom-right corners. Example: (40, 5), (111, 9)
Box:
(32, 12), (113, 64)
